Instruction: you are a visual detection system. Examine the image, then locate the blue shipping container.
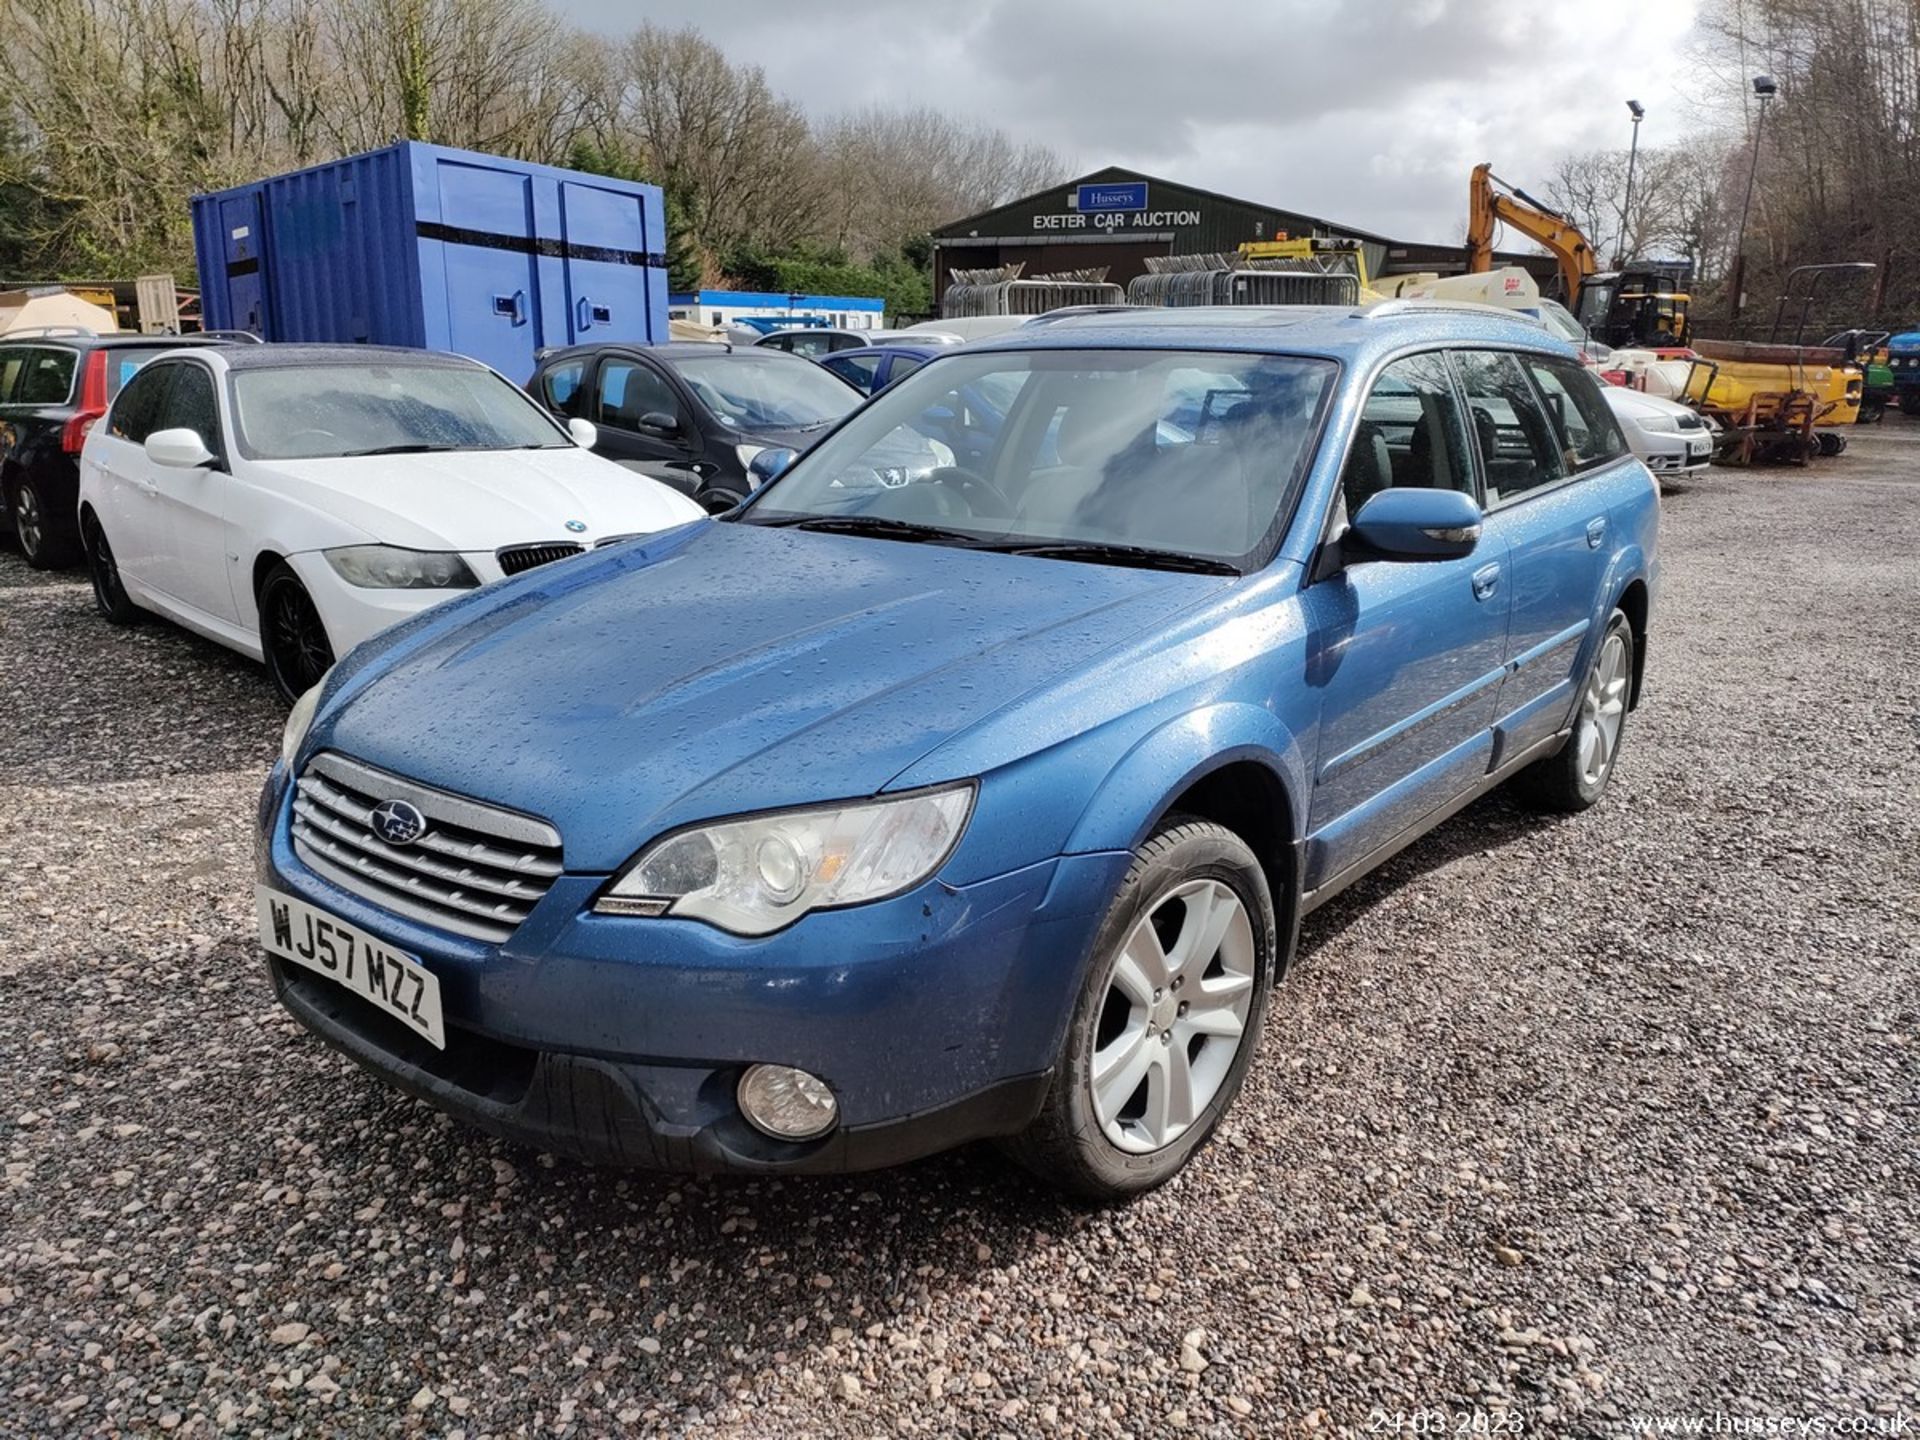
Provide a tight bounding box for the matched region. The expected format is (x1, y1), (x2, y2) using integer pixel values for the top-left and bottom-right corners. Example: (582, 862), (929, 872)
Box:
(192, 141), (668, 381)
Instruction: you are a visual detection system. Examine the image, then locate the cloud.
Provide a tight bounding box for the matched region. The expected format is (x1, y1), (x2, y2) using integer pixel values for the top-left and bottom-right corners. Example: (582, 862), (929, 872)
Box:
(552, 0), (1704, 243)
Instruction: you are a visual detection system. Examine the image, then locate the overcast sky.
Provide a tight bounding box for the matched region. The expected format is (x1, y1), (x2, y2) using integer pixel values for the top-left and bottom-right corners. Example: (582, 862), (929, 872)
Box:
(551, 0), (1710, 243)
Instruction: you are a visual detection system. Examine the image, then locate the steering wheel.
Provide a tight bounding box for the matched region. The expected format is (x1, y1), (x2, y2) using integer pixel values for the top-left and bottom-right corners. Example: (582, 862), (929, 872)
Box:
(921, 465), (1014, 521)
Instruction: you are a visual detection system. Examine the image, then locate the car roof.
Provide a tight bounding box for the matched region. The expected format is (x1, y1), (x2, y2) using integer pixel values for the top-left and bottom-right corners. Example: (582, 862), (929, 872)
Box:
(971, 303), (1576, 365)
(207, 343), (489, 371)
(0, 332), (234, 350)
(822, 343), (947, 362)
(541, 341), (803, 363)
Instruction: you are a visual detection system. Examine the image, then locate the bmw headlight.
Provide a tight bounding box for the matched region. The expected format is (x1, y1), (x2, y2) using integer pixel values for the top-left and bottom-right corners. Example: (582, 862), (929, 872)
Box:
(324, 545), (479, 590)
(280, 679), (326, 768)
(595, 785), (975, 935)
(1636, 415), (1681, 434)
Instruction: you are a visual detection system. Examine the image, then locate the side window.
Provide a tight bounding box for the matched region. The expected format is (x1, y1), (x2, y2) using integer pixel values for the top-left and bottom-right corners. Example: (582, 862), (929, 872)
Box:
(107, 362), (176, 445)
(1450, 350), (1567, 506)
(785, 333), (832, 359)
(1524, 356), (1627, 471)
(1340, 352), (1476, 516)
(540, 359), (588, 418)
(596, 360), (681, 432)
(822, 353), (881, 393)
(15, 349), (76, 405)
(886, 355), (926, 386)
(158, 364), (222, 457)
(0, 348), (27, 402)
(758, 334), (793, 353)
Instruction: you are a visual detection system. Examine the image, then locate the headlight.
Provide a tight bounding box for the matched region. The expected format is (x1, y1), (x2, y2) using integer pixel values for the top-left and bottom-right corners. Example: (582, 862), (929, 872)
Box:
(324, 545), (479, 590)
(280, 679), (326, 768)
(1635, 415), (1680, 434)
(735, 444), (769, 481)
(595, 785), (974, 935)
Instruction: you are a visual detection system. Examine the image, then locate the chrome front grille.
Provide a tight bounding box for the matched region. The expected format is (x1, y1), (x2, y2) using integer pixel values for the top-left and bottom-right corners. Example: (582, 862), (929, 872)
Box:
(290, 752), (563, 942)
(498, 541), (584, 576)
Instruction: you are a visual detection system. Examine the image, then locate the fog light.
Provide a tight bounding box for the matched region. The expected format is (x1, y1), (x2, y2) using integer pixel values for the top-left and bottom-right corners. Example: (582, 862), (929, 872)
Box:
(737, 1064), (838, 1140)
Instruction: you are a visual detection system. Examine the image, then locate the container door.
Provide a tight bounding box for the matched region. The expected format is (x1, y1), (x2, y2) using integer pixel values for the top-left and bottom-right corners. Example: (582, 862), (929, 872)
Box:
(559, 182), (655, 346)
(220, 194), (269, 337)
(434, 161), (540, 377)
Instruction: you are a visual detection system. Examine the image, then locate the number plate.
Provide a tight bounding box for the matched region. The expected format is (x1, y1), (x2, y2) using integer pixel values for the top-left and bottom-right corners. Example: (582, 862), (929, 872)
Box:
(1688, 437), (1711, 457)
(256, 886), (446, 1049)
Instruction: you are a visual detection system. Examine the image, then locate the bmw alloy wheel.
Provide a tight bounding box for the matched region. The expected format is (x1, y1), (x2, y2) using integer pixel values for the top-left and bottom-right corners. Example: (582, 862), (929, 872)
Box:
(1088, 878), (1257, 1154)
(1577, 630), (1630, 787)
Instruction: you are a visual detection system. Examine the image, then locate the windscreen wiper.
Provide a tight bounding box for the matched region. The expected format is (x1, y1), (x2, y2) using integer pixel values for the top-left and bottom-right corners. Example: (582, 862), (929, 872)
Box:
(337, 443), (467, 457)
(990, 541), (1240, 575)
(747, 514), (987, 545)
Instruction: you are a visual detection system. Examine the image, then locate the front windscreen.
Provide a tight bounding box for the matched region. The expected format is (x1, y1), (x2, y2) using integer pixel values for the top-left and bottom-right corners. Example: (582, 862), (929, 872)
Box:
(673, 354), (860, 431)
(230, 363), (568, 460)
(742, 348), (1335, 569)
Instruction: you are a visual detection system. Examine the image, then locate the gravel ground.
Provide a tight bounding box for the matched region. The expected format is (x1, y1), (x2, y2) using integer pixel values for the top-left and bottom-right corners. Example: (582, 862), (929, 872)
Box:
(2, 426), (1916, 1439)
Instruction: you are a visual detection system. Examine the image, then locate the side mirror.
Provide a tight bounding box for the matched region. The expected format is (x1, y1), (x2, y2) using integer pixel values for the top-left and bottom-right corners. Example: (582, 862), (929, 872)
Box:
(639, 411), (681, 437)
(566, 416), (598, 449)
(747, 447), (798, 488)
(1348, 487), (1483, 562)
(145, 428), (217, 470)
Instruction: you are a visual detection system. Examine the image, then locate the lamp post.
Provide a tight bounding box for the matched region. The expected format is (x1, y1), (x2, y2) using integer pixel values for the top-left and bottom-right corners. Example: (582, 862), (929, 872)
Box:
(1730, 74), (1778, 320)
(1620, 100), (1645, 266)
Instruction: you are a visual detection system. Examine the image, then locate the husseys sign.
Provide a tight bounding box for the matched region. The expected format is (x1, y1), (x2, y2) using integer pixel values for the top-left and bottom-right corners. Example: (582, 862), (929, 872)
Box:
(1030, 182), (1202, 232)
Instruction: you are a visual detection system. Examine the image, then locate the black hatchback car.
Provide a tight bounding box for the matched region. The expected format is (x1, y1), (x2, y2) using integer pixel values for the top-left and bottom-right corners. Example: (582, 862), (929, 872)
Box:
(528, 342), (865, 512)
(0, 331), (240, 567)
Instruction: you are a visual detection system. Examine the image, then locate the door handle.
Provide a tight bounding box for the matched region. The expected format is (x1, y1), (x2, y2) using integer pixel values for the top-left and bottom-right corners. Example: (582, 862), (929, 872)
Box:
(1585, 515), (1608, 549)
(493, 290), (528, 326)
(1471, 562), (1501, 601)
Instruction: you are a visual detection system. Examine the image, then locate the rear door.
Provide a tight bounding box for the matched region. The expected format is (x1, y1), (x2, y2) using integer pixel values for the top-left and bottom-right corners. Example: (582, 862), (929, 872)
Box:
(1454, 349), (1624, 761)
(559, 182), (656, 346)
(435, 161), (540, 379)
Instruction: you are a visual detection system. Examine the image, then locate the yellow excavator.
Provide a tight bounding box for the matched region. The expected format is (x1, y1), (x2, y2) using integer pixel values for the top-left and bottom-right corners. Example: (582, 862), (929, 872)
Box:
(1466, 163), (1690, 348)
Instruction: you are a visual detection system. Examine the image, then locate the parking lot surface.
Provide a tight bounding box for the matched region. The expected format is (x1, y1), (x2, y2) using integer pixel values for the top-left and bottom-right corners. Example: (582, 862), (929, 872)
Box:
(2, 428), (1916, 1437)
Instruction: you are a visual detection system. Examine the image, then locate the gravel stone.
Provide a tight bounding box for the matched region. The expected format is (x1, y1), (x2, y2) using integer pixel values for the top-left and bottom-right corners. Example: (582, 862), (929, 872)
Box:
(1, 425), (1917, 1435)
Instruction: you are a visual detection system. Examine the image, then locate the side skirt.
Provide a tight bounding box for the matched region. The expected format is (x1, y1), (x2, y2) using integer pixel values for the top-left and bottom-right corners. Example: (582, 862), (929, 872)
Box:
(1299, 727), (1571, 916)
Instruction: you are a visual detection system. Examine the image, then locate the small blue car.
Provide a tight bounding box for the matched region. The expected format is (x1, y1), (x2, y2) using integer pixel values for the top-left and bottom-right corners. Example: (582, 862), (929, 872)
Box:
(258, 304), (1658, 1200)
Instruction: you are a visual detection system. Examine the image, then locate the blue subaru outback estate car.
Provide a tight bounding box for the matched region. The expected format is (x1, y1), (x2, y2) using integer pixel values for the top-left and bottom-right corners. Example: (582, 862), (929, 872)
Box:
(257, 303), (1657, 1200)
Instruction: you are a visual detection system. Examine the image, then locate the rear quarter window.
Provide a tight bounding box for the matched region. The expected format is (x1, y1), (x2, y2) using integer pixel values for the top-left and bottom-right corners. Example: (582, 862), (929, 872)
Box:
(1525, 356), (1628, 470)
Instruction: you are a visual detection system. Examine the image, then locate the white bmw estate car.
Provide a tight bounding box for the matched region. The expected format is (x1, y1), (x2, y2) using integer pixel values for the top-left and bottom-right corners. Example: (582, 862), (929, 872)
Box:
(78, 345), (704, 699)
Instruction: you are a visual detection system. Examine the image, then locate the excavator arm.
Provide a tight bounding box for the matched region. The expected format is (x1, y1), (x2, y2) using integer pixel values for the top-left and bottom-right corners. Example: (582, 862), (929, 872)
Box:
(1467, 162), (1597, 300)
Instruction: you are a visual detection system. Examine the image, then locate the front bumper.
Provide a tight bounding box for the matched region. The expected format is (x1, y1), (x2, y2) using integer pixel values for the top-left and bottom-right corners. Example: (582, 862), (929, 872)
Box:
(287, 552), (470, 656)
(256, 763), (1127, 1172)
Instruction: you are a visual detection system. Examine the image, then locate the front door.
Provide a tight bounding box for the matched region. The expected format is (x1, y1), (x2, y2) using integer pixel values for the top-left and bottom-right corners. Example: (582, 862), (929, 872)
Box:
(144, 359), (240, 626)
(1302, 351), (1512, 891)
(588, 354), (706, 496)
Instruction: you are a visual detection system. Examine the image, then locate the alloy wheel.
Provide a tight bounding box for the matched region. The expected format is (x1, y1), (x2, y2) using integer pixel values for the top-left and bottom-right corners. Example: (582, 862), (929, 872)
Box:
(1088, 878), (1257, 1154)
(266, 579), (334, 698)
(89, 524), (122, 606)
(1577, 631), (1630, 787)
(15, 485), (43, 560)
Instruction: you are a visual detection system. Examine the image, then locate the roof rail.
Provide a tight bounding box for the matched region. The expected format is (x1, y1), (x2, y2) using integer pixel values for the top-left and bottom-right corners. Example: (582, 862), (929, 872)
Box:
(1353, 298), (1528, 321)
(1, 324), (97, 339)
(196, 328), (266, 343)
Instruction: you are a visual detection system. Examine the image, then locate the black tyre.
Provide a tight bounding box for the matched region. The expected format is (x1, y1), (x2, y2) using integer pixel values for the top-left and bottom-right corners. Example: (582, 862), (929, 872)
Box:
(1900, 390), (1920, 417)
(11, 477), (80, 569)
(1513, 608), (1634, 813)
(259, 561), (335, 704)
(82, 512), (140, 625)
(1001, 817), (1278, 1202)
